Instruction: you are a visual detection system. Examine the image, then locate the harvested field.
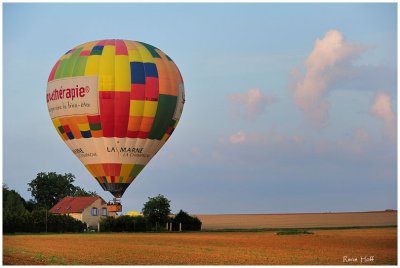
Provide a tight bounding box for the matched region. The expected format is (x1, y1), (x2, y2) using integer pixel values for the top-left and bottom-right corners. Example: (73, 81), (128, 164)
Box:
(195, 211), (397, 230)
(3, 227), (397, 265)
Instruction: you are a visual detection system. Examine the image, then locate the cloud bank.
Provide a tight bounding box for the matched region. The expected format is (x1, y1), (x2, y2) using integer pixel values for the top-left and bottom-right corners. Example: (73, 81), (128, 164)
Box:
(229, 88), (274, 119)
(290, 30), (365, 127)
(370, 92), (397, 143)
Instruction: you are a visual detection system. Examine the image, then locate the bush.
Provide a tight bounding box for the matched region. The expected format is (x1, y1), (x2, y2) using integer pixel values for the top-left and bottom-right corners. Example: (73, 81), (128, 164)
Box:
(276, 229), (314, 235)
(3, 208), (86, 233)
(99, 215), (148, 232)
(29, 209), (86, 233)
(172, 210), (202, 231)
(3, 210), (32, 233)
(133, 216), (147, 232)
(99, 216), (115, 232)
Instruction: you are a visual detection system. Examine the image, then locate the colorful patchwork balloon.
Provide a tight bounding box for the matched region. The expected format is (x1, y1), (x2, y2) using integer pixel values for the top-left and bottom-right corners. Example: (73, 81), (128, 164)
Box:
(46, 39), (185, 198)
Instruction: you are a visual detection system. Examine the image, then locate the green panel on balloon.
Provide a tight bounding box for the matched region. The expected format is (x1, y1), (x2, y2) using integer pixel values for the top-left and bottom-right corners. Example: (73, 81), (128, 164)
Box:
(54, 60), (67, 79)
(62, 48), (83, 77)
(148, 94), (178, 140)
(138, 42), (161, 58)
(130, 165), (145, 178)
(72, 55), (88, 76)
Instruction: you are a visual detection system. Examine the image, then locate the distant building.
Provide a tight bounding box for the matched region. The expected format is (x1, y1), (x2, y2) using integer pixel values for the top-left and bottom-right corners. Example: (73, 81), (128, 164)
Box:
(49, 196), (117, 228)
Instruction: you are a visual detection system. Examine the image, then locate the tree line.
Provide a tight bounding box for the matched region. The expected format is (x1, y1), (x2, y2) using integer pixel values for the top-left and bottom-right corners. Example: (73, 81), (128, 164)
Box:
(3, 172), (96, 233)
(4, 172), (202, 233)
(101, 195), (202, 232)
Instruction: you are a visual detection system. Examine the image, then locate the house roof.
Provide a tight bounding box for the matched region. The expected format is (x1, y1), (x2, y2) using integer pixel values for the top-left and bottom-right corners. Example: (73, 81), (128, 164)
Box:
(49, 196), (105, 214)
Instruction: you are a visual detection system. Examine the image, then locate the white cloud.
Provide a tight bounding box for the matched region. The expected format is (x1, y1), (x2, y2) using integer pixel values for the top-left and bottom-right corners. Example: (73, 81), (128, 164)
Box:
(227, 129), (305, 147)
(290, 30), (365, 128)
(229, 131), (247, 144)
(370, 92), (396, 143)
(229, 88), (275, 119)
(221, 127), (393, 168)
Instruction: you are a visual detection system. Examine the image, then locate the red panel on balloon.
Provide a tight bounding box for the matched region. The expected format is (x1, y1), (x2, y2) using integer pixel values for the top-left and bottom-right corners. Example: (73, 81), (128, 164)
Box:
(114, 92), (130, 137)
(48, 60), (61, 82)
(131, 84), (146, 100)
(99, 91), (115, 137)
(115, 40), (128, 55)
(145, 77), (159, 101)
(103, 163), (122, 177)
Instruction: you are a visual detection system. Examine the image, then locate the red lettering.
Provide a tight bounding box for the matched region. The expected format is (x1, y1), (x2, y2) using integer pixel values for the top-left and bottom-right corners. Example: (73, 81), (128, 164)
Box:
(79, 87), (85, 97)
(46, 84), (88, 103)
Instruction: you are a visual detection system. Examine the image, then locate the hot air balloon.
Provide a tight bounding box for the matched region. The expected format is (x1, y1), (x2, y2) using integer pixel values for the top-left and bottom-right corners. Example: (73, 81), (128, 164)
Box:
(46, 39), (185, 211)
(126, 211), (143, 217)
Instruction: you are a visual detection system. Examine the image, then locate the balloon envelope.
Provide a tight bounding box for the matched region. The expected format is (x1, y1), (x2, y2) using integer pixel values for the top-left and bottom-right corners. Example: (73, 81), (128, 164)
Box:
(126, 211), (143, 217)
(46, 39), (185, 198)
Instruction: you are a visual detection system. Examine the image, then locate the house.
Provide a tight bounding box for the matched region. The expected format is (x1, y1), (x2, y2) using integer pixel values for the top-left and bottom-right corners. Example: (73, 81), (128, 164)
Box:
(49, 196), (117, 228)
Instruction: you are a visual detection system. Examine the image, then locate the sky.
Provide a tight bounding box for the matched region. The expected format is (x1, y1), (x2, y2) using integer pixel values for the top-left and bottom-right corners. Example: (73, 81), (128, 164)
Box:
(3, 3), (397, 214)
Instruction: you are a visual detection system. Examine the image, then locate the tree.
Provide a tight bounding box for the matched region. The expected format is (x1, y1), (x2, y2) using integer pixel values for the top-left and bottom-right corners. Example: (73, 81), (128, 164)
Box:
(173, 210), (202, 231)
(3, 185), (30, 232)
(28, 172), (97, 209)
(3, 184), (27, 212)
(72, 186), (98, 197)
(142, 194), (171, 230)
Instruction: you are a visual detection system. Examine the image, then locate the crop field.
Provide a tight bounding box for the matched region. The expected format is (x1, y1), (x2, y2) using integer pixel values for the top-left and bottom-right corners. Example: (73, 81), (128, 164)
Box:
(196, 211), (397, 230)
(3, 227), (397, 265)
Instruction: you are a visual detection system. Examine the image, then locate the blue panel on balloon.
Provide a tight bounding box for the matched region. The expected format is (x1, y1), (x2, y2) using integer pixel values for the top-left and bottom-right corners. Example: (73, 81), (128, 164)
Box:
(66, 132), (75, 140)
(90, 46), (104, 55)
(81, 130), (92, 138)
(144, 63), (158, 78)
(130, 62), (145, 84)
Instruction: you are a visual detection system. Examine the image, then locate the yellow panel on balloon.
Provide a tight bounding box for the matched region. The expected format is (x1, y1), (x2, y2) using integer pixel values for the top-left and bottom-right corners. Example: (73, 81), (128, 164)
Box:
(85, 55), (100, 76)
(120, 164), (134, 183)
(137, 44), (154, 63)
(98, 46), (115, 91)
(143, 101), (158, 117)
(128, 49), (142, 62)
(78, 123), (90, 132)
(115, 55), (131, 92)
(130, 100), (145, 116)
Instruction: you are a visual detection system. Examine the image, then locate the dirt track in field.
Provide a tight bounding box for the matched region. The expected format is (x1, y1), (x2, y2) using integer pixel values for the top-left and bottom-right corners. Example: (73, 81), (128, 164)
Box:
(3, 227), (397, 265)
(195, 211), (397, 230)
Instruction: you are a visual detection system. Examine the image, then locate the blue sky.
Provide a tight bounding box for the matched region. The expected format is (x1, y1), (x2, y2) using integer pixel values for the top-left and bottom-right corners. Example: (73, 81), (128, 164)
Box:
(3, 3), (397, 214)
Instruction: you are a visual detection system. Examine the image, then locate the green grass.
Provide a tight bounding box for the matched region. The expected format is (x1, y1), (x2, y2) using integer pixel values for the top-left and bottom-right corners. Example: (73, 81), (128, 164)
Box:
(276, 229), (314, 235)
(4, 247), (67, 265)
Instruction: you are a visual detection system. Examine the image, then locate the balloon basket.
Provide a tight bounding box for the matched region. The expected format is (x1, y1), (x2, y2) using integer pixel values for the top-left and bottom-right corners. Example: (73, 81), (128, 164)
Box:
(107, 198), (122, 212)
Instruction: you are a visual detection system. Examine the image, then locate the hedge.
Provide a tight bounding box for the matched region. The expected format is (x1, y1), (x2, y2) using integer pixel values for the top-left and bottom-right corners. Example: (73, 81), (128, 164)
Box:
(99, 211), (202, 232)
(3, 209), (86, 233)
(100, 215), (147, 232)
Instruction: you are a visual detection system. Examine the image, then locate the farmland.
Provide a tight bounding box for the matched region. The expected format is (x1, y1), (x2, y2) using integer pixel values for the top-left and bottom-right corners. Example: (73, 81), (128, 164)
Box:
(196, 210), (397, 230)
(3, 227), (397, 265)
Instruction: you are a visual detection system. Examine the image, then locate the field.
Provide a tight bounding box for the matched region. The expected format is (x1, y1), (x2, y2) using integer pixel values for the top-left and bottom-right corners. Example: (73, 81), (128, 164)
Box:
(3, 227), (397, 265)
(196, 211), (397, 230)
